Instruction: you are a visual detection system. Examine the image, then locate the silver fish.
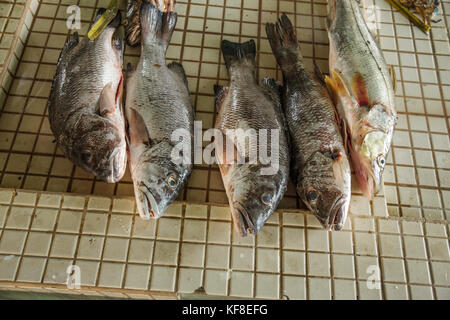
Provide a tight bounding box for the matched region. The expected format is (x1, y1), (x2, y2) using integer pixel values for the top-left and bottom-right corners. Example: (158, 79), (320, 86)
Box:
(266, 15), (351, 231)
(326, 0), (397, 200)
(49, 9), (127, 183)
(214, 40), (290, 236)
(125, 2), (194, 219)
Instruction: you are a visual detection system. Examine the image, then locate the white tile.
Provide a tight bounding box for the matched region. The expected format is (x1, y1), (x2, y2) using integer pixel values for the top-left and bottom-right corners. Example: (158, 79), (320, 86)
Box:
(404, 236), (427, 259)
(308, 278), (331, 300)
(282, 276), (305, 300)
(384, 283), (408, 300)
(430, 262), (450, 286)
(382, 258), (406, 283)
(306, 228), (329, 252)
(307, 253), (330, 277)
(410, 285), (434, 300)
(407, 260), (431, 285)
(333, 279), (356, 300)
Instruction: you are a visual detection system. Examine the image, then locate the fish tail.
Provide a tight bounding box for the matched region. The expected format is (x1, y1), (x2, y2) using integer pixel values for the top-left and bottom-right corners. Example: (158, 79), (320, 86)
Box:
(140, 1), (177, 48)
(266, 14), (302, 75)
(266, 14), (298, 51)
(221, 39), (256, 70)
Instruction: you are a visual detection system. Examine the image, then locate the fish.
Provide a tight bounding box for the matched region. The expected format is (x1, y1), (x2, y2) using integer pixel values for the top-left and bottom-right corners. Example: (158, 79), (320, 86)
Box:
(325, 0), (397, 200)
(125, 1), (194, 219)
(266, 15), (351, 231)
(125, 0), (175, 47)
(48, 9), (127, 183)
(214, 39), (290, 237)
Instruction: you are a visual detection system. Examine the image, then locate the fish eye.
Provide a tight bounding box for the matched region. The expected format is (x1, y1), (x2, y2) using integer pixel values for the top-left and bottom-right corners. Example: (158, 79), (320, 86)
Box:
(81, 150), (93, 164)
(167, 175), (178, 189)
(377, 155), (386, 168)
(307, 189), (318, 203)
(261, 192), (272, 205)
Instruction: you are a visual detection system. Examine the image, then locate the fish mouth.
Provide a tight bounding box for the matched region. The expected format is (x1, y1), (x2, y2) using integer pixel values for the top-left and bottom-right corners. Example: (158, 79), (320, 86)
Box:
(232, 202), (257, 237)
(104, 147), (127, 183)
(313, 195), (348, 231)
(137, 184), (161, 219)
(327, 196), (348, 231)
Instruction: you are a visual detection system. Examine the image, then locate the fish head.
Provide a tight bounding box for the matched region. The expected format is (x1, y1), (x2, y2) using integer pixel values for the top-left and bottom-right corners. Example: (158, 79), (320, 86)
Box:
(229, 166), (287, 236)
(71, 115), (127, 183)
(130, 141), (192, 219)
(298, 150), (351, 231)
(354, 104), (394, 199)
(354, 129), (389, 199)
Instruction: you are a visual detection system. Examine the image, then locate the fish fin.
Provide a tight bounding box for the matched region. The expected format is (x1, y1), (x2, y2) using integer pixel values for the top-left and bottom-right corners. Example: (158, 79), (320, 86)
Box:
(98, 82), (117, 117)
(260, 77), (282, 106)
(325, 71), (355, 107)
(126, 107), (151, 146)
(313, 61), (326, 87)
(140, 1), (177, 50)
(389, 65), (397, 92)
(351, 73), (370, 107)
(265, 14), (299, 72)
(214, 85), (229, 112)
(168, 62), (188, 87)
(221, 39), (256, 70)
(57, 32), (79, 65)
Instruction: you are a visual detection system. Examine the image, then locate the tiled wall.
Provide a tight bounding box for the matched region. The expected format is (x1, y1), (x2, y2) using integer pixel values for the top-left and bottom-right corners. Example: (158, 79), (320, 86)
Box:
(0, 189), (448, 299)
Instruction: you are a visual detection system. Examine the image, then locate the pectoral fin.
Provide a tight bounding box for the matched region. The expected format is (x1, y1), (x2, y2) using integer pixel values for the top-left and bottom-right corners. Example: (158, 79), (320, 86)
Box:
(325, 71), (352, 105)
(126, 107), (151, 147)
(99, 82), (117, 117)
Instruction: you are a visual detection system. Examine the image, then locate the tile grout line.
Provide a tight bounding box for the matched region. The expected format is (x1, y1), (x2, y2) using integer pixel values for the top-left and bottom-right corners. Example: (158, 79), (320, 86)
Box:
(39, 191), (68, 285)
(11, 193), (40, 282)
(119, 201), (138, 290)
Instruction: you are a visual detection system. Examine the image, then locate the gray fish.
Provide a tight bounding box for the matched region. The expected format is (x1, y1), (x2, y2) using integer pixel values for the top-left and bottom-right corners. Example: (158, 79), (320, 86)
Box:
(214, 40), (290, 237)
(49, 9), (127, 183)
(266, 15), (351, 231)
(125, 2), (194, 219)
(326, 0), (397, 199)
